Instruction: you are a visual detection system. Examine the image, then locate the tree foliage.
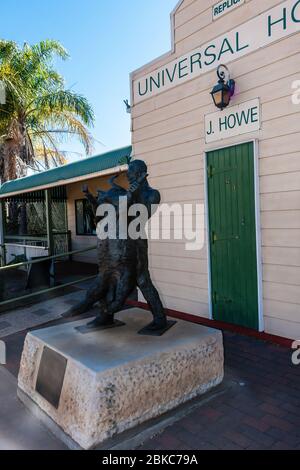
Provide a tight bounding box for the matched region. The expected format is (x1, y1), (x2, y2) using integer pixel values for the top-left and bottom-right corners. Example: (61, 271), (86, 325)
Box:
(0, 39), (94, 181)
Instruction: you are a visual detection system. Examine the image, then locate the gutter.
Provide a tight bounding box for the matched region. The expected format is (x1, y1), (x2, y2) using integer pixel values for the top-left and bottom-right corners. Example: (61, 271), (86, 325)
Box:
(0, 164), (128, 200)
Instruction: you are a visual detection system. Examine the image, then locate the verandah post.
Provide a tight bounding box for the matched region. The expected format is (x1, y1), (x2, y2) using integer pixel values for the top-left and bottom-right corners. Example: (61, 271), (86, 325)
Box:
(45, 189), (54, 257)
(0, 200), (6, 267)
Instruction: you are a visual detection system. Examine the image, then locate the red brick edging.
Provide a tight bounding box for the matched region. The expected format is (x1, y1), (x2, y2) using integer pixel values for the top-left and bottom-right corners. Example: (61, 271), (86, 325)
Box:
(126, 300), (293, 349)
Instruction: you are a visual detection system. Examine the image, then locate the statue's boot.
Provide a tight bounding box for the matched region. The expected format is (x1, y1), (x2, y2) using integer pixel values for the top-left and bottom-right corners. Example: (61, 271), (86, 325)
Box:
(62, 275), (106, 319)
(86, 312), (115, 329)
(144, 316), (168, 331)
(62, 300), (91, 319)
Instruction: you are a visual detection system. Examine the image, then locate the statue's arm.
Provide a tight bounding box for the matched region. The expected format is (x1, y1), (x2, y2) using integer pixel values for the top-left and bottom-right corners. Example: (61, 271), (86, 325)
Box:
(126, 172), (149, 205)
(82, 185), (98, 213)
(149, 189), (161, 206)
(145, 189), (161, 218)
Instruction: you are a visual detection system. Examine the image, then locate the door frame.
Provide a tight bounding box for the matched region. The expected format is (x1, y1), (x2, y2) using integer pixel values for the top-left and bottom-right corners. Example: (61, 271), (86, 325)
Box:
(204, 139), (264, 332)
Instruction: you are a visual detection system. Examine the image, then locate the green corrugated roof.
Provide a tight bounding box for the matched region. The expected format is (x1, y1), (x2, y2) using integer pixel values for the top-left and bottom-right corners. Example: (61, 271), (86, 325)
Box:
(0, 145), (132, 197)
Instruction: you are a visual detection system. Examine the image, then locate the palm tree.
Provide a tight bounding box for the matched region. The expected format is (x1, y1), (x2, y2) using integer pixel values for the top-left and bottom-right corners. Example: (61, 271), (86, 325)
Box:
(0, 39), (94, 182)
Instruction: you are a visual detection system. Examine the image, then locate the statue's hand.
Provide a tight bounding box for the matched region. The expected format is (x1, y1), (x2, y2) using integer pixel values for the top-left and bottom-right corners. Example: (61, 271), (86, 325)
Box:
(129, 181), (139, 193)
(109, 175), (119, 185)
(137, 172), (149, 184)
(129, 172), (148, 193)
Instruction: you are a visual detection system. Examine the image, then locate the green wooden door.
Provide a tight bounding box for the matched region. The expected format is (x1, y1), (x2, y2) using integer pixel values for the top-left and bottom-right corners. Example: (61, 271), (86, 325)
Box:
(207, 142), (259, 330)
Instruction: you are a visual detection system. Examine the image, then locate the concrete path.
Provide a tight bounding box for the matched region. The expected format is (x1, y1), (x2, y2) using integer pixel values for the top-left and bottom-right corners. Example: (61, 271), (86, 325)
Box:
(0, 290), (85, 339)
(0, 365), (66, 450)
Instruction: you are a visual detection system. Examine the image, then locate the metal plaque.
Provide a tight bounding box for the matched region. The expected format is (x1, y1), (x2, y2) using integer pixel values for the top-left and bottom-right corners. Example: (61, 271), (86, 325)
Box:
(36, 346), (67, 409)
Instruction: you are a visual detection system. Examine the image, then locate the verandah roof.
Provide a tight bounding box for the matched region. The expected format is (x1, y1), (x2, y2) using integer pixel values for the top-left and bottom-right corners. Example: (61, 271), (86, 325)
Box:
(0, 145), (132, 199)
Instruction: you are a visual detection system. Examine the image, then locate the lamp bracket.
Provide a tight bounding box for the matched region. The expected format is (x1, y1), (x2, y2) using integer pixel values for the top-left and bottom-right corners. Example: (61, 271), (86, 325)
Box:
(217, 64), (230, 82)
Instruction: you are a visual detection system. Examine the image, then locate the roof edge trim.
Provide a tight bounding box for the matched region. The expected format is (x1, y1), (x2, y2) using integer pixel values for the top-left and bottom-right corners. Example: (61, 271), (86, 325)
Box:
(0, 164), (128, 200)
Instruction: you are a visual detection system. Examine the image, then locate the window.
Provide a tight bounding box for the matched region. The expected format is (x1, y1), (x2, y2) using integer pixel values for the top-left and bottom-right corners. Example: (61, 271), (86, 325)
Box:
(75, 199), (96, 236)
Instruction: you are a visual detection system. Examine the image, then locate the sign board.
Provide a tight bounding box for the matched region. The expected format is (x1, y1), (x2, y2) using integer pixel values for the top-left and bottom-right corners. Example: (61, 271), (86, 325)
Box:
(133, 0), (300, 103)
(205, 98), (260, 143)
(213, 0), (245, 21)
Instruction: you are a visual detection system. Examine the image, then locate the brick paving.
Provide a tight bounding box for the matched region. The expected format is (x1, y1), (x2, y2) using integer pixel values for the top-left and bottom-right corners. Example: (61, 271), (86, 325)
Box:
(139, 331), (300, 450)
(1, 313), (300, 450)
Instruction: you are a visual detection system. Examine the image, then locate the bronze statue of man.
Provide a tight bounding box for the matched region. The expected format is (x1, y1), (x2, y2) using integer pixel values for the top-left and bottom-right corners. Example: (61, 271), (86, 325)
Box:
(64, 160), (167, 332)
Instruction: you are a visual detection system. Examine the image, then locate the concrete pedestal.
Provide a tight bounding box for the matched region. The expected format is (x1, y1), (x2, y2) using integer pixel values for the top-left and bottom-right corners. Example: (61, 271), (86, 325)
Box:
(18, 309), (224, 449)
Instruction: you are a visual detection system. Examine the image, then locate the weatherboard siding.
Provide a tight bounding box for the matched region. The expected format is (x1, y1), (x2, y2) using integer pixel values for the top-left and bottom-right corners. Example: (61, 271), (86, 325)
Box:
(174, 0), (277, 55)
(131, 0), (300, 339)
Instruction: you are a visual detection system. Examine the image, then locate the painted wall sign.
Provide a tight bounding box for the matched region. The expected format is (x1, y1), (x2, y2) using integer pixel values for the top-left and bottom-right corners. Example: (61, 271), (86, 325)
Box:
(133, 0), (300, 103)
(205, 98), (260, 143)
(213, 0), (245, 21)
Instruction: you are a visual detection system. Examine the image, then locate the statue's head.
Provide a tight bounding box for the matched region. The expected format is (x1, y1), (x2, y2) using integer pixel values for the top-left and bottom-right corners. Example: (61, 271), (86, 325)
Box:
(127, 160), (148, 184)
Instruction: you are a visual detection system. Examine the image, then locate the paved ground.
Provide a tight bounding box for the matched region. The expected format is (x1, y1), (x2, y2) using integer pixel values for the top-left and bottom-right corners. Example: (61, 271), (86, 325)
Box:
(0, 365), (66, 450)
(1, 305), (300, 450)
(139, 332), (300, 450)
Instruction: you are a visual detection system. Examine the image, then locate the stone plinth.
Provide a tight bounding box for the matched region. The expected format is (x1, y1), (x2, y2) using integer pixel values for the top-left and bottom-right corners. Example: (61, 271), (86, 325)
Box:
(18, 309), (224, 449)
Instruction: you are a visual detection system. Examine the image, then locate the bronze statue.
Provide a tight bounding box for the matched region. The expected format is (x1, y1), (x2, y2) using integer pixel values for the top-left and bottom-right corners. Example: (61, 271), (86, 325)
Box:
(64, 160), (168, 333)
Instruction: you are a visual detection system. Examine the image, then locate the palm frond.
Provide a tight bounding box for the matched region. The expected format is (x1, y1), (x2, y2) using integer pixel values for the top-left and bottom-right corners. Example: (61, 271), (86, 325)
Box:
(30, 89), (94, 126)
(0, 40), (18, 61)
(32, 111), (94, 154)
(31, 40), (69, 62)
(0, 39), (95, 180)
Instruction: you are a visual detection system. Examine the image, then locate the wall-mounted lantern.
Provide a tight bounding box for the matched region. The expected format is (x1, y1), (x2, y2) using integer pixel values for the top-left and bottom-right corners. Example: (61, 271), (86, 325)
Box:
(210, 65), (235, 111)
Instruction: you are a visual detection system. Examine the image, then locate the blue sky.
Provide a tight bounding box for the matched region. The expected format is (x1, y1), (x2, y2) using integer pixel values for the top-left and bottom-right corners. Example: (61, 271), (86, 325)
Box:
(3, 0), (177, 160)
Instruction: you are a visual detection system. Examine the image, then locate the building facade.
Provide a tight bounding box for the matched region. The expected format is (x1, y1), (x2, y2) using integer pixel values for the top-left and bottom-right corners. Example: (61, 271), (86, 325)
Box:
(130, 0), (300, 340)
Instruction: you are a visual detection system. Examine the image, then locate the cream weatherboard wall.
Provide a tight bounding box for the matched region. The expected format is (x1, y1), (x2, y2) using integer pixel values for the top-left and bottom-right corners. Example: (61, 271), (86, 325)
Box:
(130, 0), (300, 339)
